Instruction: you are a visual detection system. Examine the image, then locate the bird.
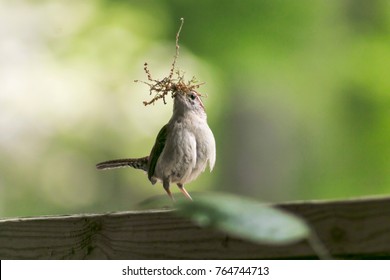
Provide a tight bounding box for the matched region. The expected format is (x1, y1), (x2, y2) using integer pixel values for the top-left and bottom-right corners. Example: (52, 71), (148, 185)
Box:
(96, 90), (216, 201)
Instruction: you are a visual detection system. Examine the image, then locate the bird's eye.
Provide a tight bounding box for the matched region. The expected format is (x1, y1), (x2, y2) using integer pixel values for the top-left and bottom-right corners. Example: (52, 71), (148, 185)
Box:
(189, 93), (196, 100)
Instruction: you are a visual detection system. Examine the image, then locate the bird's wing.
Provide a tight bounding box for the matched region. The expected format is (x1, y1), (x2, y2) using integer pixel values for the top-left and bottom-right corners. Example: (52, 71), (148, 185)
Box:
(148, 124), (168, 181)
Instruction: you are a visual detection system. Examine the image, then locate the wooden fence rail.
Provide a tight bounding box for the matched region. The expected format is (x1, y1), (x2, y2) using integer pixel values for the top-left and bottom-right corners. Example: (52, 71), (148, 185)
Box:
(1, 196), (390, 259)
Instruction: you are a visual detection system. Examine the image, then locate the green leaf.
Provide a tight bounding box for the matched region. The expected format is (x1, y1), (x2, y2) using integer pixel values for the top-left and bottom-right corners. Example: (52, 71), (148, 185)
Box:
(176, 193), (310, 245)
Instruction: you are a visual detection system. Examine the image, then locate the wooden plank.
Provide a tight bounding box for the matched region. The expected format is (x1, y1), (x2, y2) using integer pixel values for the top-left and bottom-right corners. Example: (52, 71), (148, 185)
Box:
(1, 196), (390, 259)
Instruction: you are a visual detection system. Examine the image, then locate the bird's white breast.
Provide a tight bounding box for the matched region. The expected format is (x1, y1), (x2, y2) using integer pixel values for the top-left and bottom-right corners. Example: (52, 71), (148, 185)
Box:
(154, 113), (215, 185)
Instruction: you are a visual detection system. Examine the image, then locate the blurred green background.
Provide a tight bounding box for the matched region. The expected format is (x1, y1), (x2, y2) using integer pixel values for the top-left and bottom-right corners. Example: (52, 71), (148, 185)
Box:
(1, 0), (390, 218)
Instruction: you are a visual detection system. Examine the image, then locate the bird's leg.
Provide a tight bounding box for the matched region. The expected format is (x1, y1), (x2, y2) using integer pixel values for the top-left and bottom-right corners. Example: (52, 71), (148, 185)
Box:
(163, 179), (174, 201)
(177, 183), (193, 201)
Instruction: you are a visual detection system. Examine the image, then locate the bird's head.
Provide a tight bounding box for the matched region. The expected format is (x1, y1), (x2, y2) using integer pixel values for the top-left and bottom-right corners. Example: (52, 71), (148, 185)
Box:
(173, 90), (206, 116)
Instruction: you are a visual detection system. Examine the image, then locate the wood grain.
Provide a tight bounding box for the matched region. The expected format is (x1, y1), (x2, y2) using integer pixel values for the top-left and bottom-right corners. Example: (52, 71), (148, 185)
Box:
(1, 196), (390, 259)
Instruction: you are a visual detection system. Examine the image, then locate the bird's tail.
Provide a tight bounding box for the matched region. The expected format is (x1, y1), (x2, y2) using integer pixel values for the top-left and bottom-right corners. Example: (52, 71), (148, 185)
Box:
(96, 156), (149, 171)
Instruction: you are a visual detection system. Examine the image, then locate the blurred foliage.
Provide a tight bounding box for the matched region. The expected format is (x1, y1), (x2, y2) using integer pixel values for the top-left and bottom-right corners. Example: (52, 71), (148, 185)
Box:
(176, 193), (310, 245)
(1, 0), (390, 217)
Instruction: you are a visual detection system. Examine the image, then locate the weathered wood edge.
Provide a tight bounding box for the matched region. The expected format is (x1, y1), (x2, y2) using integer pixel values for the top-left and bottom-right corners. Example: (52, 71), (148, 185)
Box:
(1, 196), (390, 259)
